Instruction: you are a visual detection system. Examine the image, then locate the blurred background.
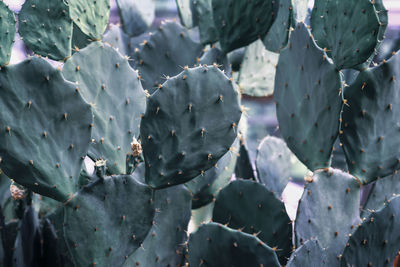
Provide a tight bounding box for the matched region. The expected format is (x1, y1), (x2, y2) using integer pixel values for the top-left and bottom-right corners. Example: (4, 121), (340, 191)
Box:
(3, 0), (400, 219)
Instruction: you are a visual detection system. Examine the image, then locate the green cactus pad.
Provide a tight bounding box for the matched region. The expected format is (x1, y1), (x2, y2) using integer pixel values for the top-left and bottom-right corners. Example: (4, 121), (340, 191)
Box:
(256, 136), (309, 198)
(287, 240), (327, 266)
(18, 0), (72, 61)
(176, 0), (195, 28)
(0, 2), (15, 66)
(361, 173), (400, 218)
(140, 65), (241, 189)
(295, 168), (361, 265)
(197, 46), (231, 76)
(63, 42), (146, 175)
(116, 0), (155, 37)
(238, 40), (279, 97)
(227, 47), (245, 72)
(212, 179), (292, 264)
(192, 0), (218, 45)
(340, 52), (400, 184)
(341, 195), (400, 266)
(123, 184), (191, 266)
(235, 139), (255, 180)
(12, 206), (41, 267)
(331, 138), (348, 172)
(263, 0), (293, 53)
(310, 0), (381, 69)
(68, 0), (110, 40)
(0, 57), (92, 202)
(274, 22), (343, 171)
(71, 22), (93, 50)
(63, 174), (154, 267)
(134, 21), (203, 94)
(185, 140), (238, 209)
(188, 222), (280, 266)
(211, 0), (274, 53)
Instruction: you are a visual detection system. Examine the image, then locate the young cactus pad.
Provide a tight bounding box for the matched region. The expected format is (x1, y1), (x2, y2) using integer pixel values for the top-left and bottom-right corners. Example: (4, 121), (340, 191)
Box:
(140, 65), (241, 189)
(0, 57), (92, 202)
(63, 41), (146, 174)
(274, 22), (343, 171)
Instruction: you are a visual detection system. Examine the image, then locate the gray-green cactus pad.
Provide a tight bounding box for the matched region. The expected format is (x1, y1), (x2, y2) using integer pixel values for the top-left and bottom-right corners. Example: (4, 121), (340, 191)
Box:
(310, 0), (381, 69)
(185, 141), (238, 209)
(256, 136), (309, 198)
(134, 21), (203, 94)
(212, 179), (292, 264)
(0, 2), (15, 66)
(188, 222), (280, 266)
(63, 42), (146, 175)
(176, 0), (195, 28)
(123, 184), (192, 266)
(361, 173), (400, 218)
(211, 0), (275, 53)
(287, 240), (327, 266)
(263, 0), (292, 53)
(116, 0), (155, 37)
(341, 195), (400, 266)
(140, 65), (241, 189)
(68, 0), (110, 40)
(274, 22), (343, 171)
(19, 0), (72, 61)
(0, 57), (92, 202)
(102, 24), (131, 57)
(192, 0), (218, 45)
(63, 174), (155, 267)
(295, 168), (361, 265)
(340, 51), (400, 184)
(235, 139), (255, 180)
(238, 40), (279, 97)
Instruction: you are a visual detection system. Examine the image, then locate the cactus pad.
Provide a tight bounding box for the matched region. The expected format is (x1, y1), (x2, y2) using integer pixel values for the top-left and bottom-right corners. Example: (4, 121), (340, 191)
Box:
(212, 179), (292, 264)
(140, 65), (241, 189)
(287, 240), (327, 266)
(295, 168), (361, 265)
(341, 195), (400, 266)
(134, 21), (203, 94)
(0, 2), (15, 66)
(256, 136), (309, 197)
(211, 0), (274, 53)
(274, 22), (343, 171)
(63, 174), (154, 267)
(188, 222), (280, 266)
(63, 42), (146, 175)
(340, 51), (400, 184)
(123, 184), (191, 266)
(192, 0), (218, 45)
(116, 0), (155, 37)
(19, 0), (72, 61)
(68, 0), (110, 40)
(310, 0), (381, 69)
(0, 57), (92, 202)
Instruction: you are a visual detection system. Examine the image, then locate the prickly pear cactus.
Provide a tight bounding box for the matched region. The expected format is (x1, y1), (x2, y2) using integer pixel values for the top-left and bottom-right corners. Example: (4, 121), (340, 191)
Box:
(192, 0), (218, 45)
(295, 168), (361, 265)
(0, 57), (92, 202)
(140, 65), (241, 189)
(63, 174), (154, 267)
(274, 22), (343, 171)
(341, 195), (400, 266)
(212, 180), (292, 264)
(212, 0), (275, 53)
(188, 222), (281, 266)
(68, 0), (110, 40)
(116, 0), (155, 37)
(0, 1), (15, 66)
(287, 240), (327, 266)
(18, 0), (72, 61)
(63, 41), (146, 174)
(310, 0), (383, 69)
